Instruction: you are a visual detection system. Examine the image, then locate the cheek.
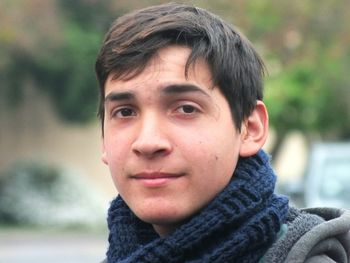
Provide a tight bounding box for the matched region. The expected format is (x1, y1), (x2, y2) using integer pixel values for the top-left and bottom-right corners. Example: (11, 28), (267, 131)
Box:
(104, 136), (130, 174)
(181, 135), (231, 171)
(181, 129), (239, 176)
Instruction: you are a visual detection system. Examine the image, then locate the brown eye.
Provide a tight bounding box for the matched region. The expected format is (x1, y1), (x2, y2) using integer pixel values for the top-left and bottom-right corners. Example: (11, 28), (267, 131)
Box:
(114, 108), (136, 118)
(177, 104), (199, 114)
(182, 105), (196, 113)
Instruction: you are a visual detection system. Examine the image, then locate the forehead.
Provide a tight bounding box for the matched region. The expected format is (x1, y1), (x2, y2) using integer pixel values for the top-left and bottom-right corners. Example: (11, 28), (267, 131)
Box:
(105, 45), (214, 94)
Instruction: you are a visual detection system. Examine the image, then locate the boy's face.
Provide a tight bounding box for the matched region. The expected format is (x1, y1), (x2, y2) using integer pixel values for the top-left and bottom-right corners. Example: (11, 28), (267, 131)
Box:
(102, 45), (244, 236)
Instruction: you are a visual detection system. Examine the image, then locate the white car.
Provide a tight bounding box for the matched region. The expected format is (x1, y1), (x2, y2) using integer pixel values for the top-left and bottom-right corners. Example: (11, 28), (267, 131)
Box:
(304, 142), (350, 209)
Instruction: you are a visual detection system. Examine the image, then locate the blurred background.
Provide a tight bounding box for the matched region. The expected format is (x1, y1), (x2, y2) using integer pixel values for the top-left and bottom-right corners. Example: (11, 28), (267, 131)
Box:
(0, 0), (349, 262)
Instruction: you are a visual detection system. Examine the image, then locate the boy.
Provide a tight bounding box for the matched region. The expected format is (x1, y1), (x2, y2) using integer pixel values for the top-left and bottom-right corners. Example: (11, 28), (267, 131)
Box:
(95, 3), (350, 262)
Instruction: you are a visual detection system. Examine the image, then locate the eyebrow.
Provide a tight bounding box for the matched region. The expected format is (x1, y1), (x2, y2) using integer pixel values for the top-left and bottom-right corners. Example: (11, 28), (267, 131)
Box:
(162, 84), (210, 97)
(104, 92), (135, 103)
(104, 84), (210, 104)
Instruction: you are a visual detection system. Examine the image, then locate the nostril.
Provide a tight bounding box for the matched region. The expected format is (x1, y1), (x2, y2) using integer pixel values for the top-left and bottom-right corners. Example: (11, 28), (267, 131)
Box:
(131, 135), (172, 158)
(153, 148), (169, 158)
(133, 143), (171, 158)
(131, 117), (172, 158)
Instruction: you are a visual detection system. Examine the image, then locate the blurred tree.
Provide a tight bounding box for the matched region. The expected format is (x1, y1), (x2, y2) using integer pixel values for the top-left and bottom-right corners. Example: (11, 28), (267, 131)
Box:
(0, 0), (62, 106)
(255, 0), (350, 148)
(0, 0), (120, 123)
(199, 0), (350, 151)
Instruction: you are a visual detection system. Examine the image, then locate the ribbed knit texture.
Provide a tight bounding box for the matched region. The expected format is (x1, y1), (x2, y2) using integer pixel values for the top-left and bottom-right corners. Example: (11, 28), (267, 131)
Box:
(106, 150), (289, 263)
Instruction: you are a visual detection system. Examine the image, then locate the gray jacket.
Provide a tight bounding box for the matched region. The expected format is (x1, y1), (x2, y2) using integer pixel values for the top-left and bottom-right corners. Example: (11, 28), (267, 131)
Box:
(262, 207), (350, 263)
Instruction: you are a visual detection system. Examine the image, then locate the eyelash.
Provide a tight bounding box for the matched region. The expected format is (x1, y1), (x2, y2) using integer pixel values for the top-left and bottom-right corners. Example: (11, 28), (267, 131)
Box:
(112, 107), (137, 118)
(175, 104), (200, 114)
(110, 102), (201, 119)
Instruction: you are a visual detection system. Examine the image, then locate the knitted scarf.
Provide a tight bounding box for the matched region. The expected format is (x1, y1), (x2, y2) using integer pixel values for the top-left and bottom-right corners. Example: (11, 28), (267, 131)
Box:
(106, 150), (289, 263)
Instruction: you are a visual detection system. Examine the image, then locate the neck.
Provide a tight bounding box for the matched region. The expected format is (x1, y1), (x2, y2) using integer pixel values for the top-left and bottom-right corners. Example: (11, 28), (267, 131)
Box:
(153, 224), (178, 237)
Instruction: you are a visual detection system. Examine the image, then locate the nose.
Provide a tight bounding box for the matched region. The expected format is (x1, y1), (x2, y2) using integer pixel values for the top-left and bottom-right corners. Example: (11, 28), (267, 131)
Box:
(131, 114), (172, 159)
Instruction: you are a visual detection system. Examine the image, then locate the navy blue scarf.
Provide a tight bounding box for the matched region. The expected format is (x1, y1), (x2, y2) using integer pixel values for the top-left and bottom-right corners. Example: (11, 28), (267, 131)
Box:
(106, 150), (289, 263)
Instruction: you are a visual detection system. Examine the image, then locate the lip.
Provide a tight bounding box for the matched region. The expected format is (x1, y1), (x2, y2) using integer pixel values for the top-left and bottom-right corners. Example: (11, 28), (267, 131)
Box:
(131, 172), (183, 187)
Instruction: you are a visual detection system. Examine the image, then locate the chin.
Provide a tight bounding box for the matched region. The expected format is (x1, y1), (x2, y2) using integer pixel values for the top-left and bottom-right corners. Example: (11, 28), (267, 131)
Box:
(135, 205), (188, 226)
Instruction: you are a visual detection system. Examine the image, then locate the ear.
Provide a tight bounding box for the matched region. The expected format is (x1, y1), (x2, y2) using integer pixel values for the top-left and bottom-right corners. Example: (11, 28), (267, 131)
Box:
(239, 100), (269, 157)
(101, 139), (108, 165)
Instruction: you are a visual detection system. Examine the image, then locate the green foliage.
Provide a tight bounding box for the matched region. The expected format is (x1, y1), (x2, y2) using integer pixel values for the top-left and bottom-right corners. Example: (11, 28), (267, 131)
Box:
(0, 0), (118, 123)
(248, 0), (350, 140)
(265, 64), (328, 132)
(246, 0), (284, 38)
(35, 24), (101, 122)
(58, 0), (114, 31)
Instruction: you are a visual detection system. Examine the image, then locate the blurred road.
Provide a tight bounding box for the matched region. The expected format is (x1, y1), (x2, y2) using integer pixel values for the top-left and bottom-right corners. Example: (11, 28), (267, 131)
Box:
(0, 228), (107, 263)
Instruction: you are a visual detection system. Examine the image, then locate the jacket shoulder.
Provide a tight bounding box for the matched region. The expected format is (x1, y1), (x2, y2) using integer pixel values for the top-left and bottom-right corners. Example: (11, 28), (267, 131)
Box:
(263, 207), (350, 263)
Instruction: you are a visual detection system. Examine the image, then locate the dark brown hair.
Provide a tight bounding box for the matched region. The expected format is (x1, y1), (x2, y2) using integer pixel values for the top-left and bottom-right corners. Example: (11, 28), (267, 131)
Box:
(95, 3), (265, 132)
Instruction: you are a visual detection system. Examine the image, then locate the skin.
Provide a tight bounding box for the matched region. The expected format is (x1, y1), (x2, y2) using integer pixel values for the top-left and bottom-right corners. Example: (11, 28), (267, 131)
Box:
(102, 45), (268, 236)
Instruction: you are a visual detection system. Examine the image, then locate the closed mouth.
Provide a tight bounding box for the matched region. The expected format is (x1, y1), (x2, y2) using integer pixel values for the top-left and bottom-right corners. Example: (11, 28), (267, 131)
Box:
(130, 172), (184, 187)
(131, 172), (183, 179)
